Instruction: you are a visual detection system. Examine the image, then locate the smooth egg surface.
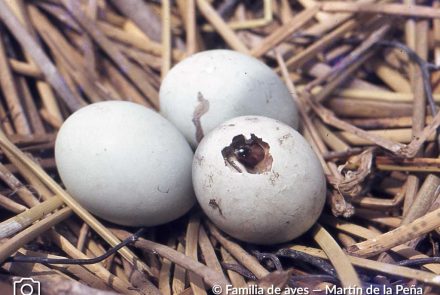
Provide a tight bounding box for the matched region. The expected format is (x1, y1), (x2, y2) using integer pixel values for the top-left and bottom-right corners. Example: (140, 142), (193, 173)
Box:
(160, 49), (299, 148)
(55, 101), (195, 226)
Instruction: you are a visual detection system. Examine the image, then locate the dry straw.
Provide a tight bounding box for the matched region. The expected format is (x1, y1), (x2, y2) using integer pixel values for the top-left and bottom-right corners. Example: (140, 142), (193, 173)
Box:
(1, 0), (440, 294)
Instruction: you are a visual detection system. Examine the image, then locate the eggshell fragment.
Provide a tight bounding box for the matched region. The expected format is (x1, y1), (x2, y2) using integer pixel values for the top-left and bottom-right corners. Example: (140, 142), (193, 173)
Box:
(192, 116), (326, 244)
(55, 101), (195, 226)
(160, 49), (299, 147)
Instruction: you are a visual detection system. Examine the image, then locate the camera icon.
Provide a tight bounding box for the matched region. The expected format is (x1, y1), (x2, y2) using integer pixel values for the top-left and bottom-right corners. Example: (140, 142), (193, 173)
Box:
(13, 277), (40, 295)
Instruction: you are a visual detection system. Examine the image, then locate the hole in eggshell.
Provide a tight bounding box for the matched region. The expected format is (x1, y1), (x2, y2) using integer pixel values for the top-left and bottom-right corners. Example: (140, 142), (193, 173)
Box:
(221, 134), (273, 174)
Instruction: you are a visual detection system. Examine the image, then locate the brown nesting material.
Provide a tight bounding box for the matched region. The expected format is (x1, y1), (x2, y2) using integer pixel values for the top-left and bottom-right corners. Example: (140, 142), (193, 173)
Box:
(0, 1), (440, 294)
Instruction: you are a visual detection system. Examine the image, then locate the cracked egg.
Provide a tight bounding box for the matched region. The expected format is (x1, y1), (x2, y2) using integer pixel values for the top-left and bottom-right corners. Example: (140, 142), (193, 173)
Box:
(192, 116), (326, 244)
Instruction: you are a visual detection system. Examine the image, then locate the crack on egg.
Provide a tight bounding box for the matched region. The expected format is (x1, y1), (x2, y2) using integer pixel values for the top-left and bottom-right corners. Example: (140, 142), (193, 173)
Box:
(192, 92), (210, 143)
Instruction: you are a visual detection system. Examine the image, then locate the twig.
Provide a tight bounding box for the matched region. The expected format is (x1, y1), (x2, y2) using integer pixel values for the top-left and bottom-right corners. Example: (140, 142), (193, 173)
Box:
(9, 59), (42, 78)
(0, 162), (40, 207)
(401, 174), (440, 225)
(0, 197), (63, 239)
(290, 274), (339, 284)
(0, 126), (153, 276)
(201, 0), (273, 31)
(222, 263), (257, 281)
(348, 206), (440, 257)
(206, 221), (269, 279)
(275, 248), (336, 276)
(0, 193), (27, 213)
(97, 21), (184, 60)
(172, 241), (187, 293)
(312, 50), (376, 103)
(320, 2), (440, 19)
(291, 245), (440, 286)
(0, 0), (85, 111)
(28, 5), (106, 104)
(217, 0), (239, 18)
(220, 247), (247, 288)
(112, 229), (230, 291)
(251, 6), (319, 58)
(159, 237), (174, 295)
(306, 23), (390, 92)
(16, 249), (111, 290)
(376, 41), (435, 137)
(7, 228), (146, 265)
(199, 226), (226, 280)
(38, 276), (121, 295)
(0, 28), (31, 135)
(314, 119), (350, 152)
(109, 0), (161, 41)
(0, 207), (72, 264)
(196, 0), (249, 54)
(177, 0), (198, 55)
(311, 224), (361, 288)
(48, 229), (139, 295)
(60, 0), (159, 109)
(403, 175), (420, 218)
(185, 214), (206, 295)
(122, 258), (161, 295)
(161, 0), (171, 79)
(397, 257), (440, 267)
(251, 251), (283, 271)
(284, 18), (359, 69)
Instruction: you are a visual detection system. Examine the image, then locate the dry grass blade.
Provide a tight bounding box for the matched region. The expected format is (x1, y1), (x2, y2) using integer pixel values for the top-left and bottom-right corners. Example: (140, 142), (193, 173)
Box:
(199, 226), (225, 279)
(60, 0), (159, 109)
(290, 245), (440, 287)
(0, 196), (63, 239)
(206, 221), (269, 279)
(161, 0), (172, 79)
(0, 30), (31, 135)
(16, 249), (111, 290)
(220, 247), (247, 288)
(177, 0), (198, 55)
(251, 6), (319, 58)
(5, 257), (70, 281)
(196, 0), (249, 54)
(0, 0), (85, 111)
(172, 242), (187, 294)
(0, 207), (72, 264)
(38, 276), (120, 295)
(307, 97), (406, 154)
(9, 59), (42, 78)
(320, 2), (440, 18)
(401, 174), (440, 225)
(0, 193), (27, 214)
(109, 0), (161, 41)
(348, 207), (440, 257)
(322, 213), (440, 275)
(49, 229), (140, 295)
(284, 18), (358, 69)
(185, 214), (206, 295)
(375, 156), (440, 172)
(2, 1), (440, 293)
(113, 229), (230, 290)
(159, 237), (174, 295)
(311, 224), (361, 288)
(0, 129), (152, 276)
(202, 0), (273, 31)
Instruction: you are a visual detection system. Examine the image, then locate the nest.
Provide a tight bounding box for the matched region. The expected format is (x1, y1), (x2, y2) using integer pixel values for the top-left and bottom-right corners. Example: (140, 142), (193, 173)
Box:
(0, 0), (440, 294)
